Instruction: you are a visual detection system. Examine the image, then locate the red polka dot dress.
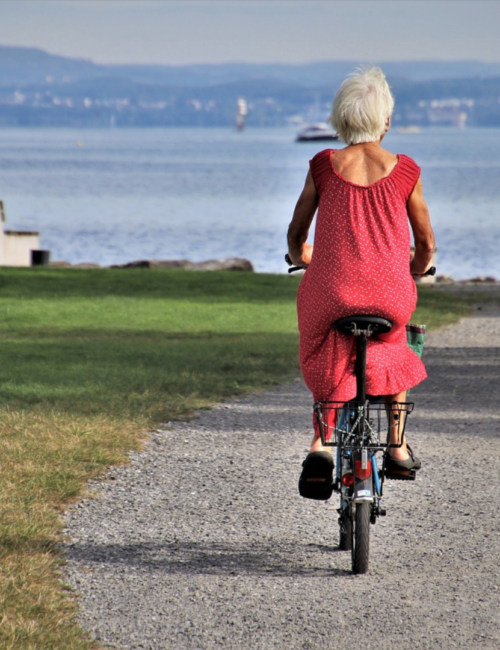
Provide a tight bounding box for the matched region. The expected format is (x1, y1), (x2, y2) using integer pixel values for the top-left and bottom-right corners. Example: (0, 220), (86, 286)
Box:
(297, 149), (427, 408)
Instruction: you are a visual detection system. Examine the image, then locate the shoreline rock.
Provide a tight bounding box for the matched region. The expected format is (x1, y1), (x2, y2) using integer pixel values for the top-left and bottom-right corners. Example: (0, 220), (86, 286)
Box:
(457, 275), (498, 284)
(49, 257), (255, 272)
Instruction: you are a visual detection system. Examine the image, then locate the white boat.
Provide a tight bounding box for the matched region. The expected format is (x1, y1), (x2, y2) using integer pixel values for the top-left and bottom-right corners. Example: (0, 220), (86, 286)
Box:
(296, 123), (339, 142)
(235, 98), (247, 131)
(396, 126), (421, 134)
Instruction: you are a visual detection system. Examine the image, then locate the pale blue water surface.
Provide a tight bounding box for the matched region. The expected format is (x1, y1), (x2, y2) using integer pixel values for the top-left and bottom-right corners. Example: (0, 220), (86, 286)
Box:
(0, 127), (499, 279)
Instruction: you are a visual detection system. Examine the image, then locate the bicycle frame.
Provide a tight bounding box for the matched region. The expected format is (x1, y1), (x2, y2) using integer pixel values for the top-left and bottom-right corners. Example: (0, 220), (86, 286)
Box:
(314, 398), (413, 573)
(313, 319), (414, 573)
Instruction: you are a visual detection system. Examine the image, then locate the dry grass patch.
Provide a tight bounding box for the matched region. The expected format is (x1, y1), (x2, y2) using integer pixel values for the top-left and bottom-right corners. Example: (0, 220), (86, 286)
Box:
(0, 408), (144, 648)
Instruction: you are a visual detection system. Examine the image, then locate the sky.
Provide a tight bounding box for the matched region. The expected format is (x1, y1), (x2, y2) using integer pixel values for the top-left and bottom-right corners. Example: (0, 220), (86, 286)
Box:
(0, 0), (498, 66)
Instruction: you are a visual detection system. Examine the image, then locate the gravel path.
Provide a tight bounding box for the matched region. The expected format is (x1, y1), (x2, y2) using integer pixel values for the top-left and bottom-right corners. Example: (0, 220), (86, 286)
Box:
(64, 302), (500, 650)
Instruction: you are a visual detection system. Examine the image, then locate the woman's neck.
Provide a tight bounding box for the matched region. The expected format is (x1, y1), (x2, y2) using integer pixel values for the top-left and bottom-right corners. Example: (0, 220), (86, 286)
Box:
(348, 139), (382, 148)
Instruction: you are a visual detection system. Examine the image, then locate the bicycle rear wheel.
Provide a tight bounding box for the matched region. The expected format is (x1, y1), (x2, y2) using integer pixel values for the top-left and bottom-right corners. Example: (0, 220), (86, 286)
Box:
(338, 504), (353, 551)
(352, 502), (370, 574)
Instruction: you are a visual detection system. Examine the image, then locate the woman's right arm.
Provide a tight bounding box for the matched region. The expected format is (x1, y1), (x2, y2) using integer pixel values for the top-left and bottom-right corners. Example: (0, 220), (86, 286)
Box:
(287, 170), (318, 267)
(407, 178), (435, 275)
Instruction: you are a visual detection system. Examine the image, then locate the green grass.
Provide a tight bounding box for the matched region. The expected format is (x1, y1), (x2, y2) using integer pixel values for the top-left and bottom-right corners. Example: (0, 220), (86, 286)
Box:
(411, 283), (472, 329)
(0, 268), (301, 422)
(0, 267), (471, 648)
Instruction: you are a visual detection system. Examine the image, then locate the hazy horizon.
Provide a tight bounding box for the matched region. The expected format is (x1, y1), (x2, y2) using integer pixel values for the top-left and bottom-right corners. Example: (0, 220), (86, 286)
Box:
(0, 1), (498, 67)
(5, 44), (500, 70)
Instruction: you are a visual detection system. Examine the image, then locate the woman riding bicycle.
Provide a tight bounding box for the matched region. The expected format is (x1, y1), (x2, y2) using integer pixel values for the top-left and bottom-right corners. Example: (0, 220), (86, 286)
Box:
(287, 67), (435, 491)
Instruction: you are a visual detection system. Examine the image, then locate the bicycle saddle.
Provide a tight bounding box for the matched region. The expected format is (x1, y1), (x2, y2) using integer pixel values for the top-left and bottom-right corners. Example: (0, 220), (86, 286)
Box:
(333, 315), (393, 335)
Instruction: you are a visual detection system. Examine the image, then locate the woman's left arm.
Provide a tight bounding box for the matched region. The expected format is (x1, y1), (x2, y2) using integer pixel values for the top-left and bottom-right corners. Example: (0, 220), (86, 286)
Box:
(287, 170), (318, 266)
(407, 178), (435, 275)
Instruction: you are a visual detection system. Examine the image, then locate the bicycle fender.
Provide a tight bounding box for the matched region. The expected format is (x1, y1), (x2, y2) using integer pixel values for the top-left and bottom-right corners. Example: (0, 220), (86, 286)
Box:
(353, 476), (374, 503)
(353, 451), (374, 502)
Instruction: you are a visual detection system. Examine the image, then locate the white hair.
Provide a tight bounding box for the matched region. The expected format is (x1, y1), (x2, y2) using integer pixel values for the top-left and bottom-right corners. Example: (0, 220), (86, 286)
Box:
(330, 67), (395, 145)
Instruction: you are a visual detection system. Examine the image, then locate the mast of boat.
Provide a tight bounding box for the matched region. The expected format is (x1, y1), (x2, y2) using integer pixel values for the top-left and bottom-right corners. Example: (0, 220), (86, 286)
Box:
(236, 97), (247, 131)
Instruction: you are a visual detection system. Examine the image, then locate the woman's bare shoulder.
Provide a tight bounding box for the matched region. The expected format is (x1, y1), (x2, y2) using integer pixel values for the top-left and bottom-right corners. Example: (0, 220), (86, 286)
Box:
(333, 145), (396, 164)
(332, 145), (398, 184)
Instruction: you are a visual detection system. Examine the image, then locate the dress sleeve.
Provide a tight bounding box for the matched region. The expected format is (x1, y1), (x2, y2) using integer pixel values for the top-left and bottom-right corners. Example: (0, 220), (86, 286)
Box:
(394, 154), (421, 202)
(309, 149), (334, 193)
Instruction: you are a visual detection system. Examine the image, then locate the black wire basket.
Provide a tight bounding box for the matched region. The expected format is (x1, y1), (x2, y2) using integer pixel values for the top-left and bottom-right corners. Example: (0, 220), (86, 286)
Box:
(313, 400), (414, 449)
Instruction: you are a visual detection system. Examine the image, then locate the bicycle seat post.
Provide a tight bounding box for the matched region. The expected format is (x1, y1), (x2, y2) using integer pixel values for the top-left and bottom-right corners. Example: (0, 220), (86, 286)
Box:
(333, 315), (393, 406)
(354, 331), (368, 403)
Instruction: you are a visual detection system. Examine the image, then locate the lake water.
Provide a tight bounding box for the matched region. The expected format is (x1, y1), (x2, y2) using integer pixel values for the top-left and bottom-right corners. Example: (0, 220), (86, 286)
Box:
(0, 127), (499, 279)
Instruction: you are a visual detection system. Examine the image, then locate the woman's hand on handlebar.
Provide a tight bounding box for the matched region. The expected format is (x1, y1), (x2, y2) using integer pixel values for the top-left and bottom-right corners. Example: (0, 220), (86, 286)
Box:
(285, 251), (312, 273)
(411, 264), (436, 277)
(287, 244), (313, 269)
(285, 254), (304, 273)
(410, 250), (435, 277)
(286, 245), (313, 273)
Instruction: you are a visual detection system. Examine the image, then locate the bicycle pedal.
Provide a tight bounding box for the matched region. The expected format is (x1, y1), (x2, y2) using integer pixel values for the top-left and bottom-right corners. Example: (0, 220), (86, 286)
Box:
(384, 468), (416, 481)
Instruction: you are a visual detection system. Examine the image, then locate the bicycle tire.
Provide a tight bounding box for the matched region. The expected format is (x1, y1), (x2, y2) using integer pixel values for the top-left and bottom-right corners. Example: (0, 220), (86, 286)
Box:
(338, 505), (353, 551)
(352, 502), (370, 574)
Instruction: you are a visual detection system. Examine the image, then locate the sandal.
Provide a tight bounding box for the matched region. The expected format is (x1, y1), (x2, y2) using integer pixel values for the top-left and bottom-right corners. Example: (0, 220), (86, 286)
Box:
(298, 451), (334, 500)
(384, 444), (421, 481)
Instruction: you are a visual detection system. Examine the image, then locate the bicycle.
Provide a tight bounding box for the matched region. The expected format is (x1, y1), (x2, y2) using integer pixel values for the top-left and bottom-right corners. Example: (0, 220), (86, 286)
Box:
(286, 254), (435, 574)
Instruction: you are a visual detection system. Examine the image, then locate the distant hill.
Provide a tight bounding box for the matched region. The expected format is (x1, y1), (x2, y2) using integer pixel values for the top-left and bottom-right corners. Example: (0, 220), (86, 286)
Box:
(1, 46), (500, 127)
(108, 60), (500, 89)
(0, 46), (101, 86)
(2, 45), (500, 89)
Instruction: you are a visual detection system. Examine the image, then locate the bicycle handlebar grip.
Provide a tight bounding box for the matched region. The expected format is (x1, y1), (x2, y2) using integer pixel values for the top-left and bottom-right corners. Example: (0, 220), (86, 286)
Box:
(412, 266), (437, 277)
(285, 253), (304, 274)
